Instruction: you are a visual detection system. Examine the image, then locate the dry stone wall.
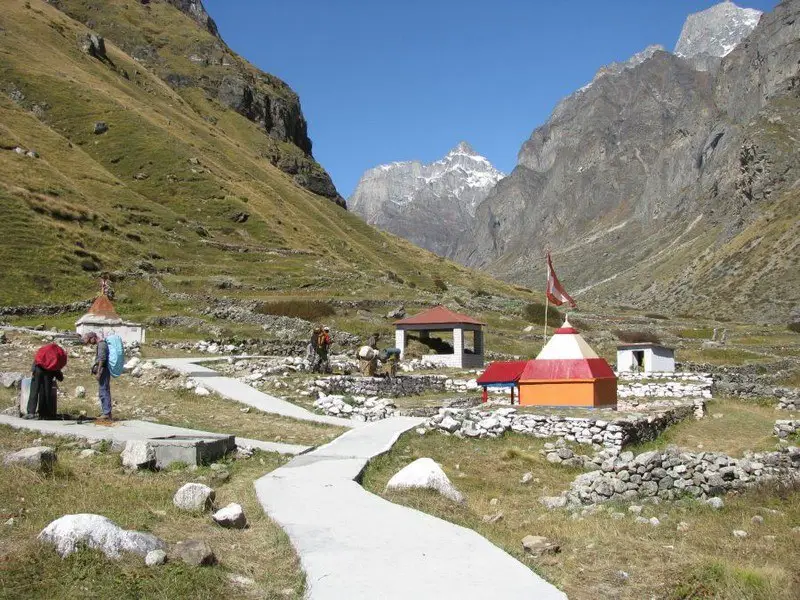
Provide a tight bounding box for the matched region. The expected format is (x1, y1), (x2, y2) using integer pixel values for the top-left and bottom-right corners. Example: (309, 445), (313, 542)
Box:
(617, 372), (712, 399)
(557, 445), (800, 507)
(425, 403), (704, 450)
(774, 420), (800, 439)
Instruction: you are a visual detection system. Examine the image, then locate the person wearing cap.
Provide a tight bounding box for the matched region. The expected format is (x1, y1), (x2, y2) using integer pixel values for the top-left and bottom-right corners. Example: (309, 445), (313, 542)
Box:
(315, 326), (332, 374)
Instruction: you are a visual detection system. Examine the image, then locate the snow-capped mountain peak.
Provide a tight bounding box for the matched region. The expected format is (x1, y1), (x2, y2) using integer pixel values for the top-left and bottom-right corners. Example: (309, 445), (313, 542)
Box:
(349, 143), (505, 256)
(675, 1), (762, 59)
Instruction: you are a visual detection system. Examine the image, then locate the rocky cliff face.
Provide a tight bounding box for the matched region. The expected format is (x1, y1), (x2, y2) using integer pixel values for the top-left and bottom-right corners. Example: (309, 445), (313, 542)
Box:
(48, 0), (344, 206)
(349, 142), (504, 256)
(457, 0), (800, 322)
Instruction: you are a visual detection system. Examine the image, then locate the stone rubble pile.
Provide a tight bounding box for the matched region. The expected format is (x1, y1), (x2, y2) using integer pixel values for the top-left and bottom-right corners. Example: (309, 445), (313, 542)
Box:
(778, 397), (799, 411)
(313, 394), (396, 422)
(774, 420), (800, 439)
(557, 445), (800, 507)
(426, 404), (702, 450)
(617, 372), (712, 399)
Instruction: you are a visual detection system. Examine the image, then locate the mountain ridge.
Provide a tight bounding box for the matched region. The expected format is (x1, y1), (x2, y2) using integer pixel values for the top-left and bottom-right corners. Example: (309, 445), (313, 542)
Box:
(349, 142), (504, 257)
(455, 0), (799, 322)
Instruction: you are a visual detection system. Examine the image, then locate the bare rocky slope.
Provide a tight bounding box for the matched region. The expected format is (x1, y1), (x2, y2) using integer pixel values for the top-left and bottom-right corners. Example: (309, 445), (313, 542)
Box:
(349, 142), (504, 256)
(455, 0), (799, 323)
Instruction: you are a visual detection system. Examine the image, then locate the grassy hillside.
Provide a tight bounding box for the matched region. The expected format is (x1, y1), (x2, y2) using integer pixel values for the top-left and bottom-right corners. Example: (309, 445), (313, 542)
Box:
(0, 0), (528, 312)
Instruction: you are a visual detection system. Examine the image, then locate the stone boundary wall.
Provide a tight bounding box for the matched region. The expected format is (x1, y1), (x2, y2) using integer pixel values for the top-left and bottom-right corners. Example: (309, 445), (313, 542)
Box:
(555, 445), (800, 506)
(311, 375), (480, 398)
(617, 372), (713, 400)
(425, 403), (704, 450)
(775, 420), (800, 439)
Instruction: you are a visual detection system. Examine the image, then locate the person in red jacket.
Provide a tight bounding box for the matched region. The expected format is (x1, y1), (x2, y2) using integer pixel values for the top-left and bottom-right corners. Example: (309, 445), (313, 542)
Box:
(25, 342), (67, 420)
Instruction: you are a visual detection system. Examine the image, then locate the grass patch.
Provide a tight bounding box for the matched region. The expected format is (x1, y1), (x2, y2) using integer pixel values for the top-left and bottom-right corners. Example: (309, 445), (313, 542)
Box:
(670, 561), (790, 600)
(523, 302), (561, 326)
(254, 300), (335, 322)
(362, 431), (800, 600)
(614, 329), (661, 344)
(0, 426), (304, 599)
(627, 398), (779, 457)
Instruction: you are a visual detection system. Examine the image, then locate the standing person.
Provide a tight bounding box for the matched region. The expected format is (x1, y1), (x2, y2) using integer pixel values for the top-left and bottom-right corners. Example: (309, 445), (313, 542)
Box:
(308, 327), (321, 372)
(367, 332), (380, 350)
(317, 326), (332, 374)
(82, 332), (112, 421)
(25, 342), (67, 420)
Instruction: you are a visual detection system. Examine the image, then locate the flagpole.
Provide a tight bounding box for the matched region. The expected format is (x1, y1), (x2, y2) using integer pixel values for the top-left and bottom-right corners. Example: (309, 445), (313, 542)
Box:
(543, 253), (549, 345)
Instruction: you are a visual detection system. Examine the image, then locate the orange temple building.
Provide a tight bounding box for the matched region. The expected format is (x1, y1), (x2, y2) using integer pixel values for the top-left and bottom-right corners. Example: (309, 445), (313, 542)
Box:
(518, 316), (617, 408)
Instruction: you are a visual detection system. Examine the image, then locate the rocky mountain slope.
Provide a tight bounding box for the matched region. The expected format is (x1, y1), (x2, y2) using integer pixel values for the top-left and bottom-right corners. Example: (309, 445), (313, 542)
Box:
(456, 0), (799, 323)
(349, 142), (504, 256)
(0, 0), (516, 310)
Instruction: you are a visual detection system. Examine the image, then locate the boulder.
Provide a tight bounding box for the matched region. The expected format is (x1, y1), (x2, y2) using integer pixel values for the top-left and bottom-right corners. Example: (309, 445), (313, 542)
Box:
(145, 549), (167, 567)
(706, 497), (724, 510)
(75, 385), (86, 398)
(521, 535), (560, 556)
(39, 514), (164, 558)
(0, 372), (24, 389)
(173, 483), (215, 511)
(4, 446), (56, 470)
(121, 440), (155, 470)
(212, 503), (246, 529)
(385, 457), (464, 503)
(173, 539), (216, 566)
(93, 121), (108, 135)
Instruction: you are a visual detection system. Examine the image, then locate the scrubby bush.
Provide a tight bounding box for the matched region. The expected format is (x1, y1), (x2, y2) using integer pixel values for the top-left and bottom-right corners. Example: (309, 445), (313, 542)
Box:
(614, 330), (661, 344)
(645, 313), (669, 320)
(432, 278), (448, 292)
(523, 302), (561, 325)
(256, 300), (335, 321)
(788, 322), (800, 333)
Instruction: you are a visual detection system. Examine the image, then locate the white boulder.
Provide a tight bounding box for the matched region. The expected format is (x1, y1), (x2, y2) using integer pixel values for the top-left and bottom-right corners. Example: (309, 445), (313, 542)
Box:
(121, 440), (155, 470)
(39, 514), (165, 558)
(212, 503), (247, 529)
(385, 457), (464, 503)
(173, 483), (215, 511)
(4, 446), (56, 470)
(194, 385), (211, 397)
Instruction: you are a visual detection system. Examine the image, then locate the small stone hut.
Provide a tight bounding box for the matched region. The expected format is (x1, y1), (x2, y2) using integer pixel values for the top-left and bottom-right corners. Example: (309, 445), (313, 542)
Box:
(394, 305), (485, 369)
(616, 343), (675, 373)
(75, 295), (145, 344)
(518, 316), (616, 408)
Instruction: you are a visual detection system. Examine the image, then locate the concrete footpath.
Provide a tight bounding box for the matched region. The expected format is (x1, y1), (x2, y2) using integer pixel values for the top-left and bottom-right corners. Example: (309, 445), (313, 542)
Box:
(155, 358), (358, 429)
(0, 415), (309, 455)
(255, 417), (567, 600)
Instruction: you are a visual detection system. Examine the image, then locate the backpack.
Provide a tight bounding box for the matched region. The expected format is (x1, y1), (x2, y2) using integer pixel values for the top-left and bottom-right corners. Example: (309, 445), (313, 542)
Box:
(35, 343), (67, 372)
(106, 335), (125, 378)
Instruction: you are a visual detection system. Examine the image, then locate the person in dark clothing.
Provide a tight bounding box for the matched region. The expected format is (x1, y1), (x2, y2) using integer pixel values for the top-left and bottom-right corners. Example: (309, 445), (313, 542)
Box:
(82, 332), (112, 420)
(25, 343), (67, 420)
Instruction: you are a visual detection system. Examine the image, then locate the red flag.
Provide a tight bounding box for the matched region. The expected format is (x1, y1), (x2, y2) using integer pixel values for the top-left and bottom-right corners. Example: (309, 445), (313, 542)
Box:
(546, 252), (576, 308)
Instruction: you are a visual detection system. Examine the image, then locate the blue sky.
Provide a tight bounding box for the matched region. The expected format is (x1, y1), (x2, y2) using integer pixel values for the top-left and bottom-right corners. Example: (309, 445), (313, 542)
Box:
(204, 0), (777, 197)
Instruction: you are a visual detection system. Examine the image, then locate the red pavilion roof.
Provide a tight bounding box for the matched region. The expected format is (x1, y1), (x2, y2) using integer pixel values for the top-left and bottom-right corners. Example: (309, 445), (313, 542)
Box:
(394, 305), (486, 327)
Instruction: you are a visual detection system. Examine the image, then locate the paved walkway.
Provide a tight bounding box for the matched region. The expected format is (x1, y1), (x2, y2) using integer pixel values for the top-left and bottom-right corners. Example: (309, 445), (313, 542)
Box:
(154, 358), (358, 429)
(0, 415), (308, 455)
(255, 418), (567, 600)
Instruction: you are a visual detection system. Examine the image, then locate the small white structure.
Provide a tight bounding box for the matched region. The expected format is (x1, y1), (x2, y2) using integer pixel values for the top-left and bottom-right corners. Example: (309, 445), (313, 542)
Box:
(75, 295), (145, 344)
(394, 305), (485, 369)
(616, 343), (675, 373)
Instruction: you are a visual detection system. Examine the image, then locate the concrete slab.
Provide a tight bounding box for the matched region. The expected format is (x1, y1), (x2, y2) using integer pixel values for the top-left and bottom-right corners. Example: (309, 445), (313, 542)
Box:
(146, 434), (236, 468)
(255, 417), (567, 600)
(154, 358), (360, 429)
(0, 415), (308, 456)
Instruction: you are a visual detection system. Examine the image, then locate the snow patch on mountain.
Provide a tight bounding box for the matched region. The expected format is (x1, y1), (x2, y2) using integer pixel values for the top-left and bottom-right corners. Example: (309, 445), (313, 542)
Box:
(675, 1), (761, 59)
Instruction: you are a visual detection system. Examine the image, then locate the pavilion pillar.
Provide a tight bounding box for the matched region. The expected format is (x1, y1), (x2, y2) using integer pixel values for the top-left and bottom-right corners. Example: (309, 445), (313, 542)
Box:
(395, 328), (407, 359)
(453, 327), (464, 368)
(474, 328), (484, 357)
